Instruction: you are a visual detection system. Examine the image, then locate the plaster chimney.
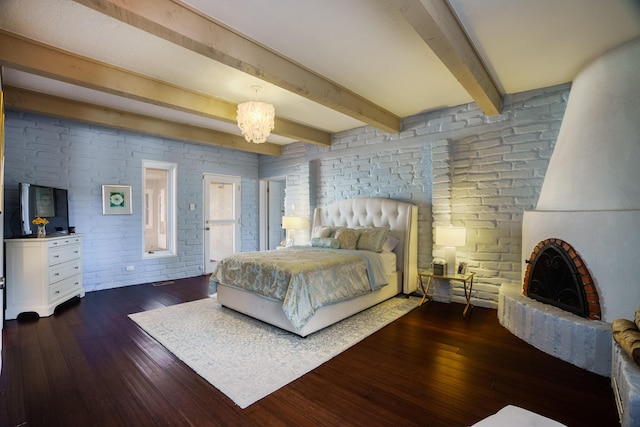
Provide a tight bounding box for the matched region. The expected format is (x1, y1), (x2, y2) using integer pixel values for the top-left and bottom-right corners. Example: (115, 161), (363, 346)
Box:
(523, 36), (640, 322)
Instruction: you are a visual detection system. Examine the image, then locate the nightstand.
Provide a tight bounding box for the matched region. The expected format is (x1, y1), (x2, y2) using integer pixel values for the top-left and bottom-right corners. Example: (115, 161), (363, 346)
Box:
(418, 269), (475, 317)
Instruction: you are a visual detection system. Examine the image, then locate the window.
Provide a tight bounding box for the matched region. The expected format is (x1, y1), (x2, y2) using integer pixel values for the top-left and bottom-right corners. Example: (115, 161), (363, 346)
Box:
(143, 160), (177, 257)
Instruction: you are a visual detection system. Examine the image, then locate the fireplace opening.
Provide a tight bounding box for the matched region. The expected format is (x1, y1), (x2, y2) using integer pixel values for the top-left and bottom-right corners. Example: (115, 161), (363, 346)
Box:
(523, 238), (601, 320)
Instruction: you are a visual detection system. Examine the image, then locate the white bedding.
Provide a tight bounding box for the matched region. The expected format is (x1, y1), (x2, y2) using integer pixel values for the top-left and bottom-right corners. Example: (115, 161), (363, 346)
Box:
(211, 247), (389, 331)
(216, 197), (418, 336)
(379, 250), (397, 276)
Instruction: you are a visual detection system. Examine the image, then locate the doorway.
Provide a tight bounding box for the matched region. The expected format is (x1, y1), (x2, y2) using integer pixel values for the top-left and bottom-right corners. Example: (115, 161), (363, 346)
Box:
(259, 178), (286, 251)
(203, 174), (241, 274)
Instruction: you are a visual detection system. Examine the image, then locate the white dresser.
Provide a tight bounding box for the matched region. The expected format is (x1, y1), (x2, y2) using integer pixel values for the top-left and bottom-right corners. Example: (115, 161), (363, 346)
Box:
(5, 234), (84, 320)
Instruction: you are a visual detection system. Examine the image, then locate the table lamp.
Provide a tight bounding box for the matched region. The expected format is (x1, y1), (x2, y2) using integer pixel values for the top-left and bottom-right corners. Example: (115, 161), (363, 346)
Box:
(282, 216), (307, 247)
(435, 226), (466, 275)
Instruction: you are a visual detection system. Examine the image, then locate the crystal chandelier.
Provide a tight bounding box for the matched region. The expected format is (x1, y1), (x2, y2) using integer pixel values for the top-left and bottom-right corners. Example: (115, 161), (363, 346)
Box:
(236, 85), (275, 144)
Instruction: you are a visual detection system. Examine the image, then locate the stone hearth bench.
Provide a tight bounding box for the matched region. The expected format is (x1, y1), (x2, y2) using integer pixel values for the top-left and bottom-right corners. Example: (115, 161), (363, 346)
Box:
(498, 283), (611, 376)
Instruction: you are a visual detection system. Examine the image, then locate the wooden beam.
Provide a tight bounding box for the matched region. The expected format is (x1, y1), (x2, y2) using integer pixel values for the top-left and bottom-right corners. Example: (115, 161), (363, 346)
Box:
(3, 86), (282, 156)
(399, 0), (502, 115)
(0, 30), (328, 147)
(72, 0), (401, 134)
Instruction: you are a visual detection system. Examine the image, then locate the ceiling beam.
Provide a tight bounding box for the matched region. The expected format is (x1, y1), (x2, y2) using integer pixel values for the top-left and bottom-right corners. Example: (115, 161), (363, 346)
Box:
(0, 30), (329, 147)
(3, 86), (282, 156)
(72, 0), (402, 134)
(399, 0), (502, 116)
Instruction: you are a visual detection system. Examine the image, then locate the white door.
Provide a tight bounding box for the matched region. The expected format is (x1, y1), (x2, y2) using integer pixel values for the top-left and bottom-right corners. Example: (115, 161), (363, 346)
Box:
(204, 174), (241, 274)
(267, 180), (285, 249)
(259, 178), (286, 250)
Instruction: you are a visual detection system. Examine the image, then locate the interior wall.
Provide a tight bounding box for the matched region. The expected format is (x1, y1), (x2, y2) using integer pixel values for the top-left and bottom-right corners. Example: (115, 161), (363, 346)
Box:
(2, 81), (571, 302)
(3, 110), (261, 291)
(261, 84), (570, 308)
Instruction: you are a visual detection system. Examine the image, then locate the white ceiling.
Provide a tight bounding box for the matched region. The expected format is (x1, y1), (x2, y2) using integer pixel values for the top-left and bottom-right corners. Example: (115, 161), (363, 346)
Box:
(1, 0), (639, 151)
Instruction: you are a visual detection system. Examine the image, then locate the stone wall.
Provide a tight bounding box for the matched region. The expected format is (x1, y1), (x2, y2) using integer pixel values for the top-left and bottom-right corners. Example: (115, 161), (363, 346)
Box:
(4, 83), (570, 301)
(260, 84), (570, 308)
(3, 111), (261, 291)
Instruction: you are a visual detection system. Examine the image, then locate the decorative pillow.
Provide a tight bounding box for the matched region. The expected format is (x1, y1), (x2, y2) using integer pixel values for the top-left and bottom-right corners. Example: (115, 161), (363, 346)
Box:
(311, 226), (334, 239)
(356, 227), (389, 252)
(612, 318), (640, 365)
(310, 237), (340, 249)
(381, 235), (400, 252)
(334, 228), (360, 250)
(612, 318), (637, 335)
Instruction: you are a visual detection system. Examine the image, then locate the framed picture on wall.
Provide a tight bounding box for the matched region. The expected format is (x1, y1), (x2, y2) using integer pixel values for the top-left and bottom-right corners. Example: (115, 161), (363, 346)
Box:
(102, 184), (132, 215)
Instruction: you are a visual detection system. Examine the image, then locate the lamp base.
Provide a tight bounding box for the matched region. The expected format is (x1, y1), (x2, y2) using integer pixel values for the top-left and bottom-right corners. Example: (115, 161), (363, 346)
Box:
(443, 246), (456, 276)
(285, 229), (295, 247)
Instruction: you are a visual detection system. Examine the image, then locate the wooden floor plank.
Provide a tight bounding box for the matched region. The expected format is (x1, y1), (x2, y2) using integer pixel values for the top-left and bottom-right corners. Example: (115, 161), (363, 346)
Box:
(0, 275), (619, 426)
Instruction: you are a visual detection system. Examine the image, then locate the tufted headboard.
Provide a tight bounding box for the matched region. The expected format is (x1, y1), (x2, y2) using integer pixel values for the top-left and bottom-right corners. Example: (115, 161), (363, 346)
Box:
(312, 197), (418, 294)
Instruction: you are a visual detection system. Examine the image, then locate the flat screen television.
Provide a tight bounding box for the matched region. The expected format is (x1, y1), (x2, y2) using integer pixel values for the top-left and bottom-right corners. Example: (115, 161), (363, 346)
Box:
(18, 183), (70, 237)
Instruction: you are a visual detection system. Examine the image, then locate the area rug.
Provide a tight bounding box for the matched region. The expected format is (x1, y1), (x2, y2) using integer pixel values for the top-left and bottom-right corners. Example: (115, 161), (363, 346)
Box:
(128, 295), (419, 408)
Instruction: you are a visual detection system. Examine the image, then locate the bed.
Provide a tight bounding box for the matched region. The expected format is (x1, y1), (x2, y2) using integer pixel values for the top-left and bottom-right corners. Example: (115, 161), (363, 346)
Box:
(212, 197), (418, 337)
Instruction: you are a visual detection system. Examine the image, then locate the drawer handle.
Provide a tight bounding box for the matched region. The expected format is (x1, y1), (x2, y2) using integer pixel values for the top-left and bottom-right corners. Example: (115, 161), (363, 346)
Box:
(54, 255), (60, 258)
(54, 273), (60, 276)
(74, 251), (79, 254)
(55, 290), (60, 294)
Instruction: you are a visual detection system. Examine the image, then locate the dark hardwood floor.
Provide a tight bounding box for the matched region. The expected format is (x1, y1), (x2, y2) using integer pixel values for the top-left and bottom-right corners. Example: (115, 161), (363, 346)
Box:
(0, 275), (619, 426)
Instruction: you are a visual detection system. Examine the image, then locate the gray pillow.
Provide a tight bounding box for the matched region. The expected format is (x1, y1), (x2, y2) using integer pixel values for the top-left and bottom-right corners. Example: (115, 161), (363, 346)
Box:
(357, 227), (389, 252)
(334, 228), (360, 250)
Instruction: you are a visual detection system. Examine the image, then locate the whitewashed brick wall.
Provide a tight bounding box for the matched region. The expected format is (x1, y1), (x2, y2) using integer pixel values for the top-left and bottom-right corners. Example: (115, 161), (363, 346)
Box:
(3, 111), (260, 291)
(260, 84), (570, 309)
(4, 82), (569, 301)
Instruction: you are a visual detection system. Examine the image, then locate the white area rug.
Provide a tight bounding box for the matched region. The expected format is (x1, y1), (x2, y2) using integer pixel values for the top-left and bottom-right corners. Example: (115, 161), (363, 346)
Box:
(128, 295), (419, 408)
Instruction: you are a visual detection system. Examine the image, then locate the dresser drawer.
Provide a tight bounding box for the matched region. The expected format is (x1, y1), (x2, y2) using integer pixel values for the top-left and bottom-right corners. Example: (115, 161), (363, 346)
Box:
(49, 275), (82, 303)
(48, 243), (82, 266)
(47, 236), (82, 249)
(49, 259), (82, 285)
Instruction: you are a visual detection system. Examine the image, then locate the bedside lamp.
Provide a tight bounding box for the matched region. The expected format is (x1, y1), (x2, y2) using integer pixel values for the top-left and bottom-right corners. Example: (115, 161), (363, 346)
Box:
(282, 216), (307, 247)
(435, 226), (466, 275)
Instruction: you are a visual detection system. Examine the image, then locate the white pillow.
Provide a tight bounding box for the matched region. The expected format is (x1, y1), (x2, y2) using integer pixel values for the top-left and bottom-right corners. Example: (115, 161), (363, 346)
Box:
(311, 226), (334, 239)
(381, 235), (400, 252)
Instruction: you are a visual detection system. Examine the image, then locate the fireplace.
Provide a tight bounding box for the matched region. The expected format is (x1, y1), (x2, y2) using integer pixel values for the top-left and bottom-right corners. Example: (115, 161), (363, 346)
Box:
(500, 36), (640, 377)
(523, 238), (600, 320)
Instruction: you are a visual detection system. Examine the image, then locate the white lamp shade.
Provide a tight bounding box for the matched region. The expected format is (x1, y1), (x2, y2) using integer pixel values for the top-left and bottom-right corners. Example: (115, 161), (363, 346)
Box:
(435, 226), (466, 247)
(282, 216), (308, 230)
(282, 216), (308, 247)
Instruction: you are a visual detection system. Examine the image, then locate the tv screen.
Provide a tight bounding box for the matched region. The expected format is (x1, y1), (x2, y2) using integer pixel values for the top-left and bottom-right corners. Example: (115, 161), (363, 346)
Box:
(19, 183), (70, 236)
